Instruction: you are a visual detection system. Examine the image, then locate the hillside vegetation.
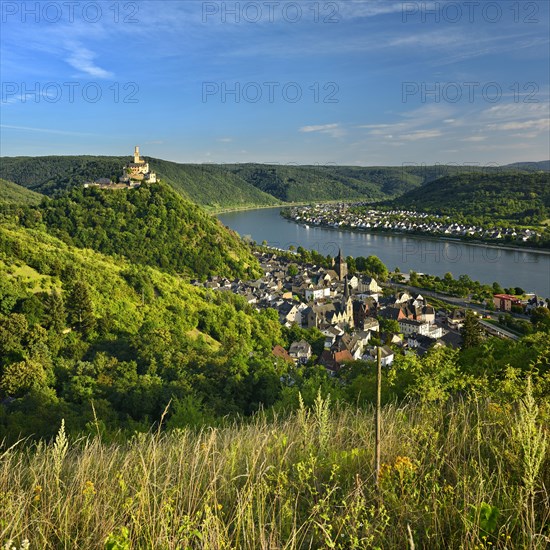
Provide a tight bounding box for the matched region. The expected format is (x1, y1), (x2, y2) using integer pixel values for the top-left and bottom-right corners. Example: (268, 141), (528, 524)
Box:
(1, 394), (549, 549)
(222, 164), (392, 202)
(1, 209), (549, 441)
(20, 183), (259, 280)
(0, 178), (42, 206)
(0, 220), (287, 440)
(505, 160), (550, 171)
(387, 172), (550, 226)
(149, 159), (280, 209)
(4, 155), (546, 210)
(0, 156), (124, 195)
(0, 156), (419, 207)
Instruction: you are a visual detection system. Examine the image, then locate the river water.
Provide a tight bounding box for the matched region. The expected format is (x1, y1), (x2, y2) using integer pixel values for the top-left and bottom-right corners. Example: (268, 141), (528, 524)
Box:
(218, 207), (550, 298)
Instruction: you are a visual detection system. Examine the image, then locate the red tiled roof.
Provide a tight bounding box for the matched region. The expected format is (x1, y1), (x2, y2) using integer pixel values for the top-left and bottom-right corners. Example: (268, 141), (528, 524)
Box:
(272, 345), (293, 362)
(494, 294), (521, 301)
(334, 350), (353, 363)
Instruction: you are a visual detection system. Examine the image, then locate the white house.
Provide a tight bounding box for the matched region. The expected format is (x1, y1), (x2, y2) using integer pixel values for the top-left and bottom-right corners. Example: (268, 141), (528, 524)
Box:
(364, 345), (394, 367)
(289, 340), (313, 364)
(399, 319), (444, 339)
(399, 319), (430, 335)
(305, 286), (331, 301)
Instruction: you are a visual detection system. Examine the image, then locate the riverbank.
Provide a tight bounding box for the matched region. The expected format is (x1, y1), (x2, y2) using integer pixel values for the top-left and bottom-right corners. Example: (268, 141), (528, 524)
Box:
(281, 215), (550, 257)
(210, 203), (283, 215)
(218, 207), (550, 297)
(211, 198), (376, 215)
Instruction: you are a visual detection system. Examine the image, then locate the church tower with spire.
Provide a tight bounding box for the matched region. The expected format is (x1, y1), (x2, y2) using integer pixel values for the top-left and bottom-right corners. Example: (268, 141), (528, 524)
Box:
(335, 249), (348, 281)
(341, 274), (354, 328)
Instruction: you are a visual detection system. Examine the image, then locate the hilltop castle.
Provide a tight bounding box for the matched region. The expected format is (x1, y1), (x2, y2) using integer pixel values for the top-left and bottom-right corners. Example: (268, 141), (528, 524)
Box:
(84, 146), (158, 189)
(120, 146), (157, 184)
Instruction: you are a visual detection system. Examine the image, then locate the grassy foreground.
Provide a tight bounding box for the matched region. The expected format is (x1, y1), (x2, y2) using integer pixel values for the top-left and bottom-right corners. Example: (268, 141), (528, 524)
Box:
(1, 391), (548, 550)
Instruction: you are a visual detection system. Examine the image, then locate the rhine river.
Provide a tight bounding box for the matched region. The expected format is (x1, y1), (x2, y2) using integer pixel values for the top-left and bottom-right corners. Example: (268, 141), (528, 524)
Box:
(218, 207), (550, 298)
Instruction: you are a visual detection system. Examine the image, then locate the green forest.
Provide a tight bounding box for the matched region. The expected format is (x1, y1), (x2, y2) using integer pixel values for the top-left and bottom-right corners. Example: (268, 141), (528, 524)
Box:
(3, 154), (546, 211)
(19, 183), (259, 280)
(0, 178), (42, 206)
(388, 172), (550, 226)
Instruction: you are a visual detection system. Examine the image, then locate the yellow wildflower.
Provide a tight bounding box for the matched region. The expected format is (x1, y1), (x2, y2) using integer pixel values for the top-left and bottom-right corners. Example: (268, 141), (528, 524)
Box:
(83, 480), (96, 498)
(379, 462), (392, 481)
(394, 455), (416, 475)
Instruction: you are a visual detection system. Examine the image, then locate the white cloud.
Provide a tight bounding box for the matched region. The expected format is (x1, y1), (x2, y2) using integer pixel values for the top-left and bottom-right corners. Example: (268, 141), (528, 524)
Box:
(509, 133), (539, 139)
(217, 137), (233, 143)
(487, 118), (550, 132)
(400, 129), (442, 141)
(66, 45), (113, 79)
(462, 136), (487, 142)
(482, 103), (550, 120)
(300, 123), (339, 132)
(299, 123), (345, 138)
(357, 123), (394, 129)
(365, 124), (407, 136)
(337, 0), (411, 18)
(0, 124), (96, 136)
(388, 30), (461, 49)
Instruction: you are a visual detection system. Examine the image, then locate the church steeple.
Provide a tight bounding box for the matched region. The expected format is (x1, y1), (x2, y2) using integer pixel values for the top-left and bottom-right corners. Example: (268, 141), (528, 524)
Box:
(335, 248), (348, 281)
(343, 275), (350, 299)
(342, 274), (354, 328)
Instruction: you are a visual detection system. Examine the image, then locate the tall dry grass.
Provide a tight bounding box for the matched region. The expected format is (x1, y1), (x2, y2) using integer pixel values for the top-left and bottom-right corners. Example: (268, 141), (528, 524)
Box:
(1, 390), (548, 549)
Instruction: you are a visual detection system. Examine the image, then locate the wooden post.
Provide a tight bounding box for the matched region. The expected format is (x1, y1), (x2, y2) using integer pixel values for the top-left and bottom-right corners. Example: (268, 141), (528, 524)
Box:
(375, 345), (382, 487)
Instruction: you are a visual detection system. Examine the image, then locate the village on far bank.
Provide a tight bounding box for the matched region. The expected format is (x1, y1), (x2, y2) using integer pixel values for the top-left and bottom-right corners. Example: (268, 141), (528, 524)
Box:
(286, 203), (543, 245)
(195, 247), (548, 373)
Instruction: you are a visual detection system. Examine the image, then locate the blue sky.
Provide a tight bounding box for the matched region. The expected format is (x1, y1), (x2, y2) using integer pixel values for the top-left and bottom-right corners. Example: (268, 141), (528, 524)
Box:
(1, 0), (549, 165)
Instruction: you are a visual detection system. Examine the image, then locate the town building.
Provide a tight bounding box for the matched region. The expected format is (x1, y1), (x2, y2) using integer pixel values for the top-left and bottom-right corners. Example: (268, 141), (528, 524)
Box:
(272, 345), (293, 363)
(364, 345), (395, 367)
(493, 294), (522, 312)
(288, 340), (313, 364)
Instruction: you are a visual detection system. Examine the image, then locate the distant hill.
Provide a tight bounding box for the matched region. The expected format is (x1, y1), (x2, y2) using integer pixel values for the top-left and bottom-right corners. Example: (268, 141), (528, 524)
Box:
(387, 172), (550, 225)
(1, 155), (548, 209)
(0, 156), (414, 206)
(22, 182), (260, 280)
(0, 178), (42, 206)
(503, 160), (550, 172)
(149, 159), (280, 209)
(220, 164), (392, 202)
(0, 156), (124, 195)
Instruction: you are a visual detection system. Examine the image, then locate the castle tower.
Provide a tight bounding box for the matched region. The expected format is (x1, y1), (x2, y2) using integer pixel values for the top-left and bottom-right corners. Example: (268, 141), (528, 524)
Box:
(335, 249), (348, 281)
(134, 146), (141, 164)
